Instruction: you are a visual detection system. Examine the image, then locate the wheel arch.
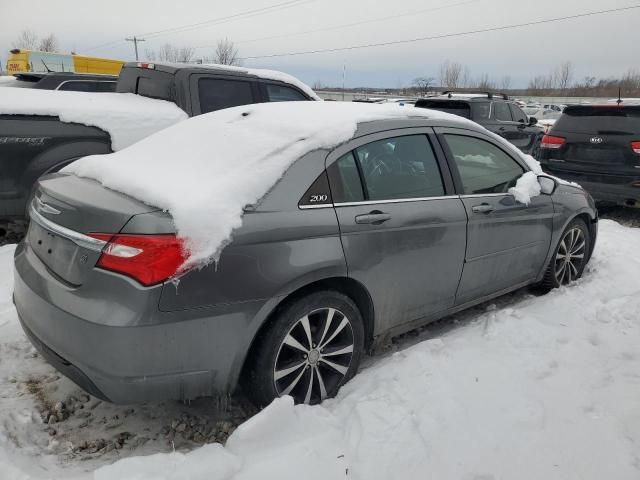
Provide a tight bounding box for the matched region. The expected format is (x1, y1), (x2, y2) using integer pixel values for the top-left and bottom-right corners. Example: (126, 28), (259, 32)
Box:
(236, 276), (375, 389)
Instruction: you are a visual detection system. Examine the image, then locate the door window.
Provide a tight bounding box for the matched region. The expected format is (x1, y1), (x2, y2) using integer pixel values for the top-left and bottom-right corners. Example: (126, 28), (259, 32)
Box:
(509, 104), (528, 123)
(265, 84), (307, 102)
(493, 102), (513, 122)
(327, 152), (365, 203)
(353, 135), (445, 201)
(444, 135), (524, 194)
(198, 78), (254, 113)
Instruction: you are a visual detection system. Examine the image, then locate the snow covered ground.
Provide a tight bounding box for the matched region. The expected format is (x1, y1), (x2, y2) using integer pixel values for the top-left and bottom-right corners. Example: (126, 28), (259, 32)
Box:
(2, 219), (640, 479)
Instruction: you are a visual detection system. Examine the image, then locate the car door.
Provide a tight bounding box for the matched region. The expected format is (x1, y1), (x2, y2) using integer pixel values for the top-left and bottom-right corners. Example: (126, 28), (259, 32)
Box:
(492, 101), (528, 150)
(327, 129), (468, 334)
(509, 103), (541, 153)
(436, 128), (554, 305)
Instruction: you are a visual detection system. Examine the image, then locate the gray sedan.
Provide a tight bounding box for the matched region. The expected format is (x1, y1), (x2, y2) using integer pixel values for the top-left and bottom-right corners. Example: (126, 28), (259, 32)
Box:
(13, 112), (597, 406)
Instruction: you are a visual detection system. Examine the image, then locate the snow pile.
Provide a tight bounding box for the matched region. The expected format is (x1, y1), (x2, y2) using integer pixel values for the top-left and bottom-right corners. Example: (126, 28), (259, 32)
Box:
(64, 101), (470, 267)
(0, 76), (17, 87)
(0, 89), (188, 150)
(2, 220), (640, 479)
(198, 63), (321, 101)
(509, 171), (541, 204)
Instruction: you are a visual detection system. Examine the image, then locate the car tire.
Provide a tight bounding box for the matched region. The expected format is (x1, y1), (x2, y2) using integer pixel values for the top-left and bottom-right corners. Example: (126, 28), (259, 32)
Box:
(243, 290), (365, 407)
(538, 217), (591, 291)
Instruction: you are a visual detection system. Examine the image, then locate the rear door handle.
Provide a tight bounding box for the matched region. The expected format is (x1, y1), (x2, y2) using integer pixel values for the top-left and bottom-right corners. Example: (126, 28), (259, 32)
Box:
(355, 212), (391, 224)
(471, 203), (494, 214)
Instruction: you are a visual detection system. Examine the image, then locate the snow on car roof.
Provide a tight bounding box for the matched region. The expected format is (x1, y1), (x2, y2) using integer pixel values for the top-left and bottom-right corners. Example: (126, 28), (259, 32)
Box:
(0, 88), (188, 150)
(64, 101), (472, 268)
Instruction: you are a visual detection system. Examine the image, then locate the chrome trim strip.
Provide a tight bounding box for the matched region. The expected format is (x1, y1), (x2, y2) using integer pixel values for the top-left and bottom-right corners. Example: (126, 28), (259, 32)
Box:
(334, 195), (457, 207)
(459, 193), (511, 199)
(29, 205), (107, 252)
(298, 203), (333, 210)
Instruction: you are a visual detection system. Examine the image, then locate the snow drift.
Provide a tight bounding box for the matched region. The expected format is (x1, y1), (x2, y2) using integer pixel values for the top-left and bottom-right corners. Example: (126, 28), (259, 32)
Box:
(0, 89), (188, 150)
(64, 101), (475, 267)
(2, 220), (640, 479)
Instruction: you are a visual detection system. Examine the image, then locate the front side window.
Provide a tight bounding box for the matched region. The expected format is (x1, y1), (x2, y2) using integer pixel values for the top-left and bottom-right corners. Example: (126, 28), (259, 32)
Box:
(510, 104), (528, 123)
(444, 134), (524, 195)
(198, 78), (254, 113)
(493, 102), (513, 122)
(353, 135), (445, 201)
(265, 84), (307, 102)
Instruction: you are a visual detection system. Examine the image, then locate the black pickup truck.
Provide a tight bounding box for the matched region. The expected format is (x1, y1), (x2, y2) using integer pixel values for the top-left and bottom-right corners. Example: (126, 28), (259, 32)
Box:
(0, 62), (318, 234)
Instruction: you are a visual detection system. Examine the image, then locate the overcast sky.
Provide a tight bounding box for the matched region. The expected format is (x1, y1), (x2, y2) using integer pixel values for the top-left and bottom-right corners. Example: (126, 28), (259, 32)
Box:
(1, 0), (638, 88)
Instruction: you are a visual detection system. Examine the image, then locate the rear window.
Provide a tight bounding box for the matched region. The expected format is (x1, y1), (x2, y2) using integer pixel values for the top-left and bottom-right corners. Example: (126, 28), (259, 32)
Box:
(554, 106), (640, 134)
(415, 100), (471, 119)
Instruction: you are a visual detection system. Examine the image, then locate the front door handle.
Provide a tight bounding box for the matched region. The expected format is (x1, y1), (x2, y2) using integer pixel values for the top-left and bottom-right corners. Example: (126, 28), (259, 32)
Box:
(355, 211), (391, 224)
(471, 203), (494, 214)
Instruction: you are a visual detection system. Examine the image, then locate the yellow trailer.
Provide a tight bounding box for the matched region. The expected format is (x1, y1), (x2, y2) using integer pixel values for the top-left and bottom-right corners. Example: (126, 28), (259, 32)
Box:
(6, 49), (124, 75)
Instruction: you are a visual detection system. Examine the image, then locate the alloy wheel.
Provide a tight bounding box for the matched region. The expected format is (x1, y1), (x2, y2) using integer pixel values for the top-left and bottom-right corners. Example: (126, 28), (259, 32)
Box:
(554, 227), (586, 285)
(273, 307), (355, 404)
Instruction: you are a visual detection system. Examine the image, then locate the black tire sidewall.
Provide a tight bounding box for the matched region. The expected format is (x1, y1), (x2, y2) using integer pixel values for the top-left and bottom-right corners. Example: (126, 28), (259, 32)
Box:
(244, 290), (365, 407)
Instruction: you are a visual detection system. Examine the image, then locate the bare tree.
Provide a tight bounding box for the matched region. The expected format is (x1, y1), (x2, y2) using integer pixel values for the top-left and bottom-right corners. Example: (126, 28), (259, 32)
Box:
(147, 43), (195, 63)
(213, 38), (240, 66)
(413, 76), (435, 96)
(12, 29), (38, 50)
(500, 75), (512, 91)
(439, 60), (464, 90)
(554, 61), (573, 92)
(475, 73), (495, 90)
(38, 34), (59, 53)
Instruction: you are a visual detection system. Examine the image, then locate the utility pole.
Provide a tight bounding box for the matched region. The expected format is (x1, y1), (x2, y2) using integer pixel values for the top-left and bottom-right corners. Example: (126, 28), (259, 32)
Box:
(342, 64), (346, 101)
(125, 36), (146, 61)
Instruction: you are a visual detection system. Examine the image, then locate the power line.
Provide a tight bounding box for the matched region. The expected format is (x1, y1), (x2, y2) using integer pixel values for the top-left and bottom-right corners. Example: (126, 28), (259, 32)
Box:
(198, 0), (479, 48)
(239, 4), (640, 60)
(85, 0), (313, 52)
(141, 0), (313, 39)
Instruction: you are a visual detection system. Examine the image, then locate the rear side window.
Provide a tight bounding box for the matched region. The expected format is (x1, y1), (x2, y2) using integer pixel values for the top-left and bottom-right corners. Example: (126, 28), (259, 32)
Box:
(510, 104), (527, 123)
(444, 134), (524, 194)
(57, 81), (95, 92)
(493, 102), (512, 121)
(471, 102), (491, 121)
(198, 78), (255, 113)
(265, 84), (307, 102)
(327, 152), (365, 203)
(415, 100), (471, 119)
(95, 81), (117, 92)
(554, 106), (640, 134)
(353, 135), (444, 201)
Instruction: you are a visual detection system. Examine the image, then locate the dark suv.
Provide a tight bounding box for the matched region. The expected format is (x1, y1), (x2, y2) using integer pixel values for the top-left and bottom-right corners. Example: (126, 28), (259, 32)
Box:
(415, 92), (543, 154)
(538, 104), (640, 207)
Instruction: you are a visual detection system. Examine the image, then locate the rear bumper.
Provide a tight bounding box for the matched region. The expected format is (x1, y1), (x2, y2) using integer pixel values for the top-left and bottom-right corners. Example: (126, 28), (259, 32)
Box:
(13, 242), (270, 404)
(542, 166), (640, 207)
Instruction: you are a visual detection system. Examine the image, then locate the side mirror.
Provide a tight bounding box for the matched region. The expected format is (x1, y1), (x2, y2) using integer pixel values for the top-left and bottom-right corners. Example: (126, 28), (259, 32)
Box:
(528, 116), (538, 126)
(538, 175), (556, 195)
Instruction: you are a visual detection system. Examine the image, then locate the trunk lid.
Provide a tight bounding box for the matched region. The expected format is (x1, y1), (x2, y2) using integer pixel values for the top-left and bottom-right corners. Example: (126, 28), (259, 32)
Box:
(28, 173), (161, 285)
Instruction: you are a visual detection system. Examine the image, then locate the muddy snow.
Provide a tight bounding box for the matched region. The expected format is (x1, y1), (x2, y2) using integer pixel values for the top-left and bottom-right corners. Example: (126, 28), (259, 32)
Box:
(1, 219), (640, 479)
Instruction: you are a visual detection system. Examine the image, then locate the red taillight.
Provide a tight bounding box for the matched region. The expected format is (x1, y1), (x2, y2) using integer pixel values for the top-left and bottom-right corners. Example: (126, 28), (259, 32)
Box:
(631, 141), (640, 154)
(136, 62), (155, 69)
(88, 234), (187, 286)
(540, 134), (566, 150)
